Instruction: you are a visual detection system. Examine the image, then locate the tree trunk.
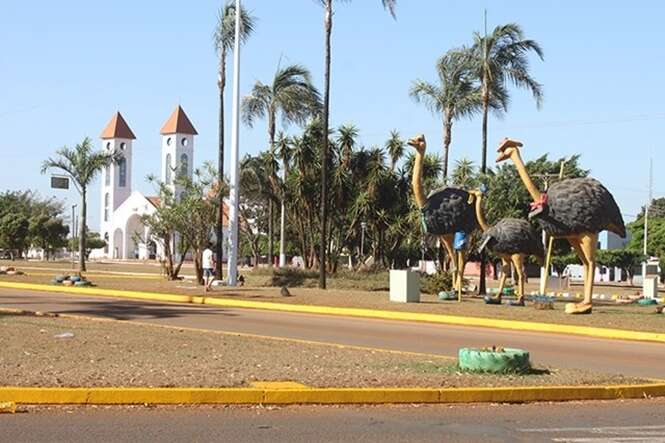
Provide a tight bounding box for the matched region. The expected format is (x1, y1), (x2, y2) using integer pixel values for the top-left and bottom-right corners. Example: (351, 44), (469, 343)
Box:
(216, 50), (226, 280)
(442, 117), (452, 184)
(267, 110), (276, 268)
(319, 0), (332, 289)
(478, 87), (490, 295)
(79, 188), (87, 272)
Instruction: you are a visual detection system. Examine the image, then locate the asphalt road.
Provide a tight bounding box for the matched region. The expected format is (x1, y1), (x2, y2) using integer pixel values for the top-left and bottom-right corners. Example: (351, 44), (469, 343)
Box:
(3, 399), (665, 442)
(1, 288), (664, 378)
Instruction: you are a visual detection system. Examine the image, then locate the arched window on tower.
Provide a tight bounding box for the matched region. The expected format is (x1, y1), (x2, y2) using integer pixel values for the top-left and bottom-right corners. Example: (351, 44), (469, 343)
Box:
(165, 154), (172, 184)
(105, 166), (110, 186)
(179, 153), (188, 179)
(118, 157), (127, 187)
(104, 193), (110, 222)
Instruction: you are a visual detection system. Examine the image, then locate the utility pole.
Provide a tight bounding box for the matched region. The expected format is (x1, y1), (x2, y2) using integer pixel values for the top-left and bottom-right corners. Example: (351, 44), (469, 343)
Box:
(644, 158), (653, 257)
(227, 0), (242, 286)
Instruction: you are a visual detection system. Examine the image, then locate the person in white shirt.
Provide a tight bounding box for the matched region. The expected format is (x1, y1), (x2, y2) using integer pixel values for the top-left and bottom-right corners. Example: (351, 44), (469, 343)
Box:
(202, 243), (215, 292)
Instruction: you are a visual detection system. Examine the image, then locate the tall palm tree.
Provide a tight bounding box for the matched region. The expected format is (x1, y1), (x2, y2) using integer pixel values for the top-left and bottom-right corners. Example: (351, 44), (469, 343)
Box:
(336, 123), (358, 169)
(410, 49), (480, 182)
(41, 137), (118, 272)
(451, 158), (477, 188)
(470, 23), (543, 296)
(213, 0), (255, 277)
(471, 23), (543, 174)
(317, 0), (396, 289)
(385, 129), (404, 171)
(241, 63), (320, 267)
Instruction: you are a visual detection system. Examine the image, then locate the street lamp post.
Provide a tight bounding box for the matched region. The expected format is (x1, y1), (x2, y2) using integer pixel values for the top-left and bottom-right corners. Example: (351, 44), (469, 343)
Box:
(71, 204), (77, 269)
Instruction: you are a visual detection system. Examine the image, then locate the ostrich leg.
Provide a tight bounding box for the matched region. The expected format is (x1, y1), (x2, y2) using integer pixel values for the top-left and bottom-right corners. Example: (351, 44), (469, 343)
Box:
(489, 257), (510, 302)
(511, 254), (526, 304)
(565, 235), (594, 314)
(580, 233), (598, 306)
(440, 235), (457, 288)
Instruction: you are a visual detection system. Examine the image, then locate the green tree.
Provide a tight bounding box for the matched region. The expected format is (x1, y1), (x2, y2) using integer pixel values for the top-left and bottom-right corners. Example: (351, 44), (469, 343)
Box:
(317, 0), (396, 289)
(410, 48), (481, 182)
(385, 129), (405, 171)
(597, 249), (645, 285)
(70, 231), (106, 259)
(41, 137), (118, 271)
(450, 158), (478, 189)
(470, 23), (544, 174)
(336, 124), (359, 169)
(213, 0), (255, 277)
(0, 214), (29, 260)
(242, 63), (320, 268)
(29, 215), (69, 260)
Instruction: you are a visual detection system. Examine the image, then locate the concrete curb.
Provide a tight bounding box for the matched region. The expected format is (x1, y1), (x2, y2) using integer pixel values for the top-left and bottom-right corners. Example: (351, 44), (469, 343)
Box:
(1, 281), (664, 344)
(1, 384), (665, 405)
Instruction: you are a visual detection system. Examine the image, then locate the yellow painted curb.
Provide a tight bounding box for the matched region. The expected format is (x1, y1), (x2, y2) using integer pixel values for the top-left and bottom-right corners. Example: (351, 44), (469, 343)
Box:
(1, 281), (664, 344)
(1, 384), (665, 405)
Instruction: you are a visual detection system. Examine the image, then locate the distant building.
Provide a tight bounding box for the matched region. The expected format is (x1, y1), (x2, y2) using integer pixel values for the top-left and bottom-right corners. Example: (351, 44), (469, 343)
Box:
(598, 230), (630, 250)
(90, 107), (228, 260)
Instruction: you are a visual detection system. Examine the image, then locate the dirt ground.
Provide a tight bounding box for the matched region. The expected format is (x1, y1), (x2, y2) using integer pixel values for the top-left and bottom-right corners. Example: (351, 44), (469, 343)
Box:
(1, 263), (664, 333)
(0, 313), (646, 388)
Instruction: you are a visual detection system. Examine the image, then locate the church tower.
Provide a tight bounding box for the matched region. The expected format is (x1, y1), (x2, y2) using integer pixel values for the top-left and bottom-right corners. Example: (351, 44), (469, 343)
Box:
(160, 106), (197, 198)
(99, 111), (136, 253)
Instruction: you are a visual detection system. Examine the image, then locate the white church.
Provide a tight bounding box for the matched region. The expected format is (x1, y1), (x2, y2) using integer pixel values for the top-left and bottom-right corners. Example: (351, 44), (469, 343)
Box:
(91, 106), (229, 261)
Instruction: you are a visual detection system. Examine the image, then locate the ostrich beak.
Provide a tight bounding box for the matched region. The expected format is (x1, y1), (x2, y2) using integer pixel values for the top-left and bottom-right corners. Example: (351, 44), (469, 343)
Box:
(496, 149), (512, 162)
(407, 138), (418, 147)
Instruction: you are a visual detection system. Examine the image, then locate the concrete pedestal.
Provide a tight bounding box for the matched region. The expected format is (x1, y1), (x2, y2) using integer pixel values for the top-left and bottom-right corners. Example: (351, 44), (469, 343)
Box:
(389, 270), (420, 303)
(643, 276), (658, 299)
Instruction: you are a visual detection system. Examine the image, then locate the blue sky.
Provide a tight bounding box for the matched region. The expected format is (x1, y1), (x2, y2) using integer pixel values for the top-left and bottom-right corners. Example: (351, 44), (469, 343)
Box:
(1, 1), (663, 230)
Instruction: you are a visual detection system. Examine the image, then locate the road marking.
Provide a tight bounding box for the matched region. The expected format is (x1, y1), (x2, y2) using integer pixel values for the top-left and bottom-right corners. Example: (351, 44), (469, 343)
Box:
(520, 424), (665, 443)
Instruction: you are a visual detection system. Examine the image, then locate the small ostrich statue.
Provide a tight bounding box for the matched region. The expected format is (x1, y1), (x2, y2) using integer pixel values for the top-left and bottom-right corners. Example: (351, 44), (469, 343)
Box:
(467, 188), (544, 305)
(496, 138), (625, 314)
(407, 134), (477, 292)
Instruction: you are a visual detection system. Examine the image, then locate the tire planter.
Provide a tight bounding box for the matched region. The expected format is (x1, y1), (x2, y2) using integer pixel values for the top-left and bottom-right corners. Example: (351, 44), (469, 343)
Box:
(54, 275), (67, 283)
(502, 287), (515, 296)
(438, 291), (458, 301)
(62, 280), (74, 287)
(637, 298), (657, 306)
(74, 280), (91, 287)
(69, 275), (82, 282)
(458, 347), (530, 374)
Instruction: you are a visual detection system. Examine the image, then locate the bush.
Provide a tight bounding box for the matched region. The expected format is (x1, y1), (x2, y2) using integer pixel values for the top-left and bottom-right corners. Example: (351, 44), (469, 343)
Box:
(421, 271), (455, 295)
(265, 268), (319, 287)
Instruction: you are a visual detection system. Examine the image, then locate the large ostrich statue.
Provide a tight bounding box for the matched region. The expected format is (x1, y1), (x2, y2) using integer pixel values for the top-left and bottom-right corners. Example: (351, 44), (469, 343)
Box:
(468, 189), (544, 305)
(496, 138), (625, 314)
(407, 134), (477, 292)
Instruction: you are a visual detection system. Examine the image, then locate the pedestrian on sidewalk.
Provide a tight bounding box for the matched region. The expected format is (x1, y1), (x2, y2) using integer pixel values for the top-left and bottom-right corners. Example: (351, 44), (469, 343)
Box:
(202, 243), (215, 293)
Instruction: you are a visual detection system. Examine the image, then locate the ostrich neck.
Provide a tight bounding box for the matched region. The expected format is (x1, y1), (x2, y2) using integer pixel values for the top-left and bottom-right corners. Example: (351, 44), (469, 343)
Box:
(474, 195), (490, 232)
(411, 151), (427, 209)
(510, 150), (542, 202)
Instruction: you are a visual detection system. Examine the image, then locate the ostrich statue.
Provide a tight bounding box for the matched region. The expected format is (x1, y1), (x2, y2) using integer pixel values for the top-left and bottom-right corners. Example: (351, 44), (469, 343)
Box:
(467, 188), (544, 305)
(407, 134), (477, 292)
(496, 138), (625, 314)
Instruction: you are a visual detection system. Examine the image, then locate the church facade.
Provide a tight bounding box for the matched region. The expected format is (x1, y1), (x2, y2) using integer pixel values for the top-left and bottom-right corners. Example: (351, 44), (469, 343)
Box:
(91, 106), (228, 260)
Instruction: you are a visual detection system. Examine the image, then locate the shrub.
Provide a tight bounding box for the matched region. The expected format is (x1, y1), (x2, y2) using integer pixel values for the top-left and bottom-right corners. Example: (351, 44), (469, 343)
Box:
(265, 268), (319, 287)
(421, 271), (455, 295)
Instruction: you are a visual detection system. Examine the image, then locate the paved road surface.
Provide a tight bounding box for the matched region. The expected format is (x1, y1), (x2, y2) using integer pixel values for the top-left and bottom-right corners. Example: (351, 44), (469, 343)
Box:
(1, 288), (664, 378)
(3, 399), (665, 442)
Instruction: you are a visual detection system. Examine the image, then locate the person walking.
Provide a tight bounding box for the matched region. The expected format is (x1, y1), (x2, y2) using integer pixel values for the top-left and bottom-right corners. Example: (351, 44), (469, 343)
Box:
(202, 243), (215, 293)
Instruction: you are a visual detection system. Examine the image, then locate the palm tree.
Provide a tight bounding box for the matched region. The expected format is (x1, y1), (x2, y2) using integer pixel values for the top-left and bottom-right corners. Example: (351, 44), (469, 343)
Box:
(410, 49), (480, 182)
(336, 123), (358, 169)
(41, 137), (118, 272)
(213, 0), (255, 277)
(385, 129), (404, 171)
(241, 63), (320, 267)
(450, 158), (477, 188)
(470, 23), (544, 174)
(317, 0), (396, 289)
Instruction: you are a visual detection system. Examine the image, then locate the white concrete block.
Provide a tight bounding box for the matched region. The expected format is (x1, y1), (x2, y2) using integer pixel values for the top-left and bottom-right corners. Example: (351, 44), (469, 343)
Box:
(643, 276), (659, 299)
(389, 270), (420, 303)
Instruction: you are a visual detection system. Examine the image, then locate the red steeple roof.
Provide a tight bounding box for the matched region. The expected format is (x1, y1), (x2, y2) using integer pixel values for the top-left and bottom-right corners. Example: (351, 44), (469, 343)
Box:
(160, 105), (198, 135)
(100, 112), (136, 140)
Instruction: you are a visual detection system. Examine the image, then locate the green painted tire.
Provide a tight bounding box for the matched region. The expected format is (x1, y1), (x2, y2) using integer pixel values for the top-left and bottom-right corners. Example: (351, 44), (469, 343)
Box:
(458, 347), (530, 373)
(69, 275), (82, 282)
(438, 291), (457, 301)
(638, 298), (657, 305)
(502, 287), (514, 296)
(74, 280), (91, 287)
(54, 275), (67, 283)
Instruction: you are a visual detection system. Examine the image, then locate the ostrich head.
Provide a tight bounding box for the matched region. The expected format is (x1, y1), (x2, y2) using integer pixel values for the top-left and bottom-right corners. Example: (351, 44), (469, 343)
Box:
(496, 138), (523, 163)
(407, 134), (426, 155)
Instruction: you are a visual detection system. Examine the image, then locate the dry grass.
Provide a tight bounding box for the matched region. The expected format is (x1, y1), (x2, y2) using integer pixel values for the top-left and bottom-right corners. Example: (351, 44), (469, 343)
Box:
(0, 313), (646, 388)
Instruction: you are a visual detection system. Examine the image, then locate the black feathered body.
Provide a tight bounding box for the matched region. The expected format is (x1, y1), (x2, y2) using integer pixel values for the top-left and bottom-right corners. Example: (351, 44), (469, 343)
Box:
(421, 187), (477, 235)
(481, 218), (545, 261)
(535, 178), (626, 238)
